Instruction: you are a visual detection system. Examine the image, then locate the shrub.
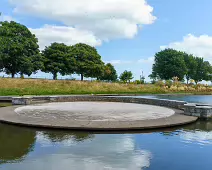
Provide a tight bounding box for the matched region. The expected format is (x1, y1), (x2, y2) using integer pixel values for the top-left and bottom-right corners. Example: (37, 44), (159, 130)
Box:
(165, 80), (172, 88)
(155, 80), (165, 87)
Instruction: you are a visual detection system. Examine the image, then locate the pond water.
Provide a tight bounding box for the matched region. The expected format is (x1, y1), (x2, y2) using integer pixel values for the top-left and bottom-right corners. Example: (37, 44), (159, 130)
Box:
(1, 95), (212, 170)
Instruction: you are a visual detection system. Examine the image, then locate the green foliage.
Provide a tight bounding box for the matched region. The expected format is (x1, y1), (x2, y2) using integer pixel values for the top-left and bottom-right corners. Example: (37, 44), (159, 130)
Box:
(0, 21), (42, 78)
(152, 49), (187, 81)
(165, 80), (172, 88)
(98, 63), (118, 82)
(155, 80), (165, 87)
(134, 80), (143, 84)
(70, 43), (104, 81)
(42, 43), (75, 80)
(151, 48), (212, 84)
(183, 54), (198, 84)
(190, 58), (212, 84)
(119, 70), (134, 83)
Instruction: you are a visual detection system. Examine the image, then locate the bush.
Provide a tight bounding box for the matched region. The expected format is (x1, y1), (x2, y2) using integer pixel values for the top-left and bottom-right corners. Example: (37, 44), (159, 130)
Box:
(165, 80), (172, 88)
(155, 80), (165, 87)
(134, 80), (144, 84)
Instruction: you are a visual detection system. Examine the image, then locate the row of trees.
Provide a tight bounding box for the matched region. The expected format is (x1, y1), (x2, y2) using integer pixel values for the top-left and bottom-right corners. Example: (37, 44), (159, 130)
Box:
(149, 49), (212, 84)
(0, 21), (120, 81)
(0, 20), (136, 82)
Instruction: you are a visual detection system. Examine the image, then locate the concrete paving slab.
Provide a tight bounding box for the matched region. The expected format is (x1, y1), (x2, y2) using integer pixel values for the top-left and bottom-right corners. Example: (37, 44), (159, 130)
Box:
(0, 102), (198, 130)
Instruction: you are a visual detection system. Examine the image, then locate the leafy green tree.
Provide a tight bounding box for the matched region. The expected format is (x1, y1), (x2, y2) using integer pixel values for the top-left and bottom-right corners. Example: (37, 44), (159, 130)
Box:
(152, 49), (187, 81)
(119, 70), (134, 83)
(204, 61), (212, 82)
(183, 54), (198, 84)
(0, 21), (42, 78)
(98, 63), (118, 82)
(70, 43), (104, 81)
(190, 57), (212, 84)
(42, 43), (75, 80)
(148, 69), (159, 84)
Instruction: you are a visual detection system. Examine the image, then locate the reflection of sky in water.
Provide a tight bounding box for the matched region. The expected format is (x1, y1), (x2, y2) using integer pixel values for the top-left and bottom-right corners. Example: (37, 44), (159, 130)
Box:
(180, 130), (212, 145)
(133, 95), (212, 104)
(2, 133), (151, 170)
(3, 95), (212, 170)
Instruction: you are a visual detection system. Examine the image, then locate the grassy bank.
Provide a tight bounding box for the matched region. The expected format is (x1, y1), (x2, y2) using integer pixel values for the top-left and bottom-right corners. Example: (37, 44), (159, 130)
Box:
(0, 78), (212, 96)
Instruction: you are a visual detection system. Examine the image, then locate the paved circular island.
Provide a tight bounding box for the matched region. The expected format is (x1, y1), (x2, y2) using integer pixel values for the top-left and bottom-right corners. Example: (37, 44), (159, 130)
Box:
(0, 102), (197, 130)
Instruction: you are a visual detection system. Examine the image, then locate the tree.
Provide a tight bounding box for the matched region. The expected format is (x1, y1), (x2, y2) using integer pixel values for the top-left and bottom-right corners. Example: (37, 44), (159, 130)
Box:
(152, 48), (187, 81)
(120, 70), (133, 83)
(0, 21), (41, 78)
(190, 57), (212, 84)
(70, 43), (104, 81)
(98, 63), (118, 82)
(203, 61), (212, 82)
(184, 54), (198, 84)
(42, 43), (75, 80)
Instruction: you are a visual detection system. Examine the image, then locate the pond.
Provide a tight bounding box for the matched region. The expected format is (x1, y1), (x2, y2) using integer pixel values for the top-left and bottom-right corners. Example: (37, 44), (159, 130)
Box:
(1, 95), (212, 170)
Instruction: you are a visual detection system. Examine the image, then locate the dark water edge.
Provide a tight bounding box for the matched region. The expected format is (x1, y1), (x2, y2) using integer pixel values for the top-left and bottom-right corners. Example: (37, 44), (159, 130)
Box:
(0, 95), (212, 170)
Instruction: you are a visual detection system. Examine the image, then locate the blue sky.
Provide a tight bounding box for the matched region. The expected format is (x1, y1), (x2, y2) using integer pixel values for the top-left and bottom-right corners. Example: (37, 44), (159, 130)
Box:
(1, 0), (212, 81)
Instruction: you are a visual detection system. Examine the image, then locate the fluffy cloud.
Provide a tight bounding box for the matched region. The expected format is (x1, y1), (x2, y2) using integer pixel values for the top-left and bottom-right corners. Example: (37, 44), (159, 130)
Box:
(29, 25), (102, 50)
(8, 0), (156, 47)
(160, 34), (212, 62)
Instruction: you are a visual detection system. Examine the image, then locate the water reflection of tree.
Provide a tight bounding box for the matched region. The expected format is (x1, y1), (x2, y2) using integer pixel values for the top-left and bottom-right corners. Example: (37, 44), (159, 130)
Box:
(183, 120), (212, 132)
(42, 130), (94, 142)
(161, 121), (212, 136)
(0, 124), (36, 164)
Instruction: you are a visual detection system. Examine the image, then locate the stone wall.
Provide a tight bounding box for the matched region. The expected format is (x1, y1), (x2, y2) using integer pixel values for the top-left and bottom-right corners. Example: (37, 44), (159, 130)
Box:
(184, 103), (212, 119)
(11, 95), (187, 110)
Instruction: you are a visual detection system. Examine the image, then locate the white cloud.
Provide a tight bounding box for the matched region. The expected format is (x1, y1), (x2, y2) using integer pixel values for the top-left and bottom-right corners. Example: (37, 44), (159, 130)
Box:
(105, 57), (154, 65)
(9, 0), (156, 47)
(138, 57), (154, 64)
(30, 25), (102, 50)
(0, 14), (14, 22)
(104, 60), (133, 65)
(160, 34), (212, 62)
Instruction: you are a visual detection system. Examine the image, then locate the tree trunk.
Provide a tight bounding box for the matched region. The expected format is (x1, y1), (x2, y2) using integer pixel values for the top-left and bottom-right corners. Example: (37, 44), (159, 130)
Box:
(53, 73), (57, 80)
(20, 73), (24, 79)
(186, 79), (189, 84)
(11, 73), (15, 78)
(81, 74), (84, 81)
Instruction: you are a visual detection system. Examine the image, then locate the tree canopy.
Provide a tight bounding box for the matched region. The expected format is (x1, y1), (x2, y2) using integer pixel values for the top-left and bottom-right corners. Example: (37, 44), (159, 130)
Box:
(152, 49), (187, 81)
(119, 70), (133, 83)
(98, 63), (118, 82)
(42, 43), (75, 80)
(190, 58), (212, 84)
(0, 21), (42, 78)
(150, 48), (212, 84)
(70, 43), (104, 81)
(184, 54), (197, 84)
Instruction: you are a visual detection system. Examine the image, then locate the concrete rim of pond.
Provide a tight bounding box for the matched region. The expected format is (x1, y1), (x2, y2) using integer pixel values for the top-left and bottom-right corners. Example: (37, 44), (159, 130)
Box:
(0, 101), (197, 130)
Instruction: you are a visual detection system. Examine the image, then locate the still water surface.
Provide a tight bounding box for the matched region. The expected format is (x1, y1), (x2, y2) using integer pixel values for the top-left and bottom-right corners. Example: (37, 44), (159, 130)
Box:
(1, 95), (212, 170)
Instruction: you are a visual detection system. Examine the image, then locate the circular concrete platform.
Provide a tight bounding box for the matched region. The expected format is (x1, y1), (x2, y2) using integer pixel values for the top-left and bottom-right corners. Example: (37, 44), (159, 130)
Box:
(0, 102), (197, 130)
(15, 102), (175, 121)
